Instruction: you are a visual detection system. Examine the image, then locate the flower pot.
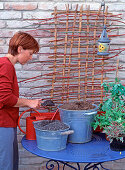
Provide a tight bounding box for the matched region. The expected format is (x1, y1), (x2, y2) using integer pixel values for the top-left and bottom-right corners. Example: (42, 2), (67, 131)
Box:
(110, 137), (125, 151)
(58, 103), (98, 143)
(93, 111), (105, 133)
(105, 134), (110, 141)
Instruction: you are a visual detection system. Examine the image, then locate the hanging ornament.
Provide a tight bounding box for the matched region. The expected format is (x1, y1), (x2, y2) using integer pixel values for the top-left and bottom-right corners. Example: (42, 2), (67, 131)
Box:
(97, 0), (110, 56)
(97, 25), (110, 56)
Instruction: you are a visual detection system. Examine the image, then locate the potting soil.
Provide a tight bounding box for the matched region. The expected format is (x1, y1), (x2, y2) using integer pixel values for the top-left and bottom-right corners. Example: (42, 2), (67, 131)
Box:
(60, 101), (95, 110)
(35, 120), (69, 131)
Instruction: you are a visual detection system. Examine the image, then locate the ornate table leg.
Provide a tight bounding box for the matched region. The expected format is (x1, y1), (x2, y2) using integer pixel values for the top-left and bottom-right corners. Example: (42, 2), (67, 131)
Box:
(46, 160), (60, 170)
(84, 162), (110, 170)
(46, 159), (80, 170)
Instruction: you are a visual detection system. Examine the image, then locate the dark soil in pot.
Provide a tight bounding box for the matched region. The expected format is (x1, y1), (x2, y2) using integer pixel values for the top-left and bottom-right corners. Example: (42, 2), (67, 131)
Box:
(110, 137), (125, 151)
(60, 101), (95, 110)
(34, 120), (69, 131)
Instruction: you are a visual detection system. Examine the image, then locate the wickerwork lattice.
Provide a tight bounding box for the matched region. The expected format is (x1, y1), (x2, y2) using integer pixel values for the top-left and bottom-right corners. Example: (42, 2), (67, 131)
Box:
(21, 4), (125, 105)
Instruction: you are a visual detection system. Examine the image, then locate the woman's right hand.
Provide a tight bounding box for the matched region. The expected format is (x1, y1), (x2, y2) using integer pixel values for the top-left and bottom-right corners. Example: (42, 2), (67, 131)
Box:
(28, 99), (42, 109)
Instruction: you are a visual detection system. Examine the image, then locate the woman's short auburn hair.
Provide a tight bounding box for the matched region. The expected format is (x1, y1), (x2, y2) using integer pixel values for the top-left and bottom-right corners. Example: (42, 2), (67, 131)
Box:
(8, 32), (39, 56)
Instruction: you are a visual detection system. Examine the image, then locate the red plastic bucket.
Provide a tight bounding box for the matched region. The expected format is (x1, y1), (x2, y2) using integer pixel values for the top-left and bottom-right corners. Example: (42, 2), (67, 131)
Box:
(18, 108), (60, 140)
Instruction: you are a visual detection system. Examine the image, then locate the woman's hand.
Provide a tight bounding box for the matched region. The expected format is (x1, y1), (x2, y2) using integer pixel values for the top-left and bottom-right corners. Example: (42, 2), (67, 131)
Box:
(27, 99), (42, 109)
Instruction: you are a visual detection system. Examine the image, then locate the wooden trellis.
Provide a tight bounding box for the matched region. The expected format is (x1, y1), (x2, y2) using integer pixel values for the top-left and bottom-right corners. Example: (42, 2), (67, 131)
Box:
(21, 4), (125, 105)
(42, 5), (117, 104)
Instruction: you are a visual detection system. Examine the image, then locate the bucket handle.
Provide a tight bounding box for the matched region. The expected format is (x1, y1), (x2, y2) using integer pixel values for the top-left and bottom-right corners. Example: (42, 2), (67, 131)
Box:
(82, 111), (97, 115)
(61, 130), (74, 135)
(18, 108), (41, 134)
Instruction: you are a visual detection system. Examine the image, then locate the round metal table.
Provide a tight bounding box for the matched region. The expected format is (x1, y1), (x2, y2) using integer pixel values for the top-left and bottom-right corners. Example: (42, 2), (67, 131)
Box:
(21, 133), (125, 170)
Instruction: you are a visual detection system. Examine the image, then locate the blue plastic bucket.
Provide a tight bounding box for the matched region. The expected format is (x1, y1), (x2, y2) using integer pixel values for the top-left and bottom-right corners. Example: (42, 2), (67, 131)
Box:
(58, 104), (98, 143)
(33, 120), (74, 151)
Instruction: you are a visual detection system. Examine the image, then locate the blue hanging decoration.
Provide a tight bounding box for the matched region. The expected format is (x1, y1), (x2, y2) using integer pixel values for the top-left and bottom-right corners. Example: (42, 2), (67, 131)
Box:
(97, 0), (110, 56)
(97, 25), (110, 56)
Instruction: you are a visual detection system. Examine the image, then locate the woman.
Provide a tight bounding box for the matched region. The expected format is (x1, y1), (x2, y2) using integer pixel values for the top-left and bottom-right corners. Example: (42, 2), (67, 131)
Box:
(0, 32), (41, 170)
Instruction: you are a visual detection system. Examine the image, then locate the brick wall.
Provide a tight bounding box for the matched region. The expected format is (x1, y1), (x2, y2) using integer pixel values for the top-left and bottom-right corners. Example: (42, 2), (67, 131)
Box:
(0, 0), (125, 170)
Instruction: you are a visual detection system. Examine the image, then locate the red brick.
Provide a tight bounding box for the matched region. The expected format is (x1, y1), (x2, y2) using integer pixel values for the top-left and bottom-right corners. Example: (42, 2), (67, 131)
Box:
(26, 29), (53, 38)
(0, 30), (15, 38)
(0, 20), (6, 28)
(0, 11), (21, 19)
(0, 39), (5, 45)
(0, 46), (8, 53)
(5, 2), (37, 11)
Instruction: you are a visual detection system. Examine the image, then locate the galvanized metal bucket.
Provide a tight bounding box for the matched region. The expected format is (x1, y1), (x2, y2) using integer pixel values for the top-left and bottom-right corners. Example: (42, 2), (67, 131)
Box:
(33, 120), (74, 151)
(58, 104), (98, 143)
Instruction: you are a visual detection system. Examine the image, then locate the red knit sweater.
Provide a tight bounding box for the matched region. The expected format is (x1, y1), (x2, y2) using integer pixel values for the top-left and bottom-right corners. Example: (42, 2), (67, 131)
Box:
(0, 57), (19, 127)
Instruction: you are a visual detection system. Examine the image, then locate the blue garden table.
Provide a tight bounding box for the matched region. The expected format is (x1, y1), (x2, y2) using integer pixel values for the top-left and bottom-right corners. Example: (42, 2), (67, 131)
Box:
(21, 133), (125, 170)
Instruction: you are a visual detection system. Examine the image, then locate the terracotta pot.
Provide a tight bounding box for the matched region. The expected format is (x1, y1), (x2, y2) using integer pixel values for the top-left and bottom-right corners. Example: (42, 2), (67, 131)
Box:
(105, 134), (110, 141)
(93, 111), (105, 133)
